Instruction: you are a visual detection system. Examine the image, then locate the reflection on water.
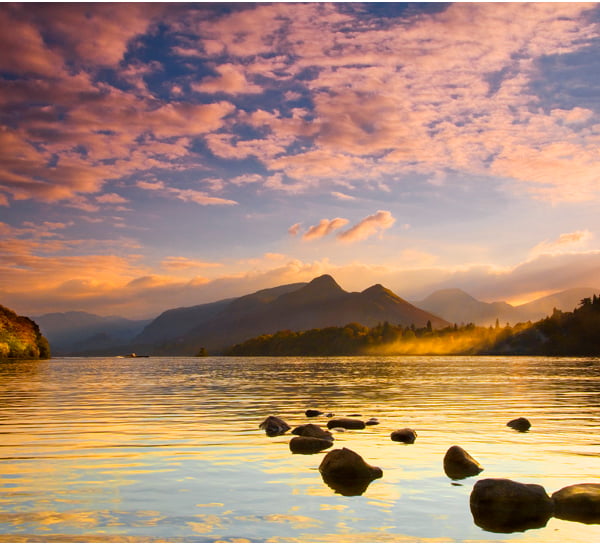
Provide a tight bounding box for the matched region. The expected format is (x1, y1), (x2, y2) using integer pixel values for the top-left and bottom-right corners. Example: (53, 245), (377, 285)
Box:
(0, 356), (599, 541)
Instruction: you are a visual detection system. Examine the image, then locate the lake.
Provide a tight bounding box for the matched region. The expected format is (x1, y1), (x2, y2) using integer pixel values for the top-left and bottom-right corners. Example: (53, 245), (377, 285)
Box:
(1, 355), (600, 542)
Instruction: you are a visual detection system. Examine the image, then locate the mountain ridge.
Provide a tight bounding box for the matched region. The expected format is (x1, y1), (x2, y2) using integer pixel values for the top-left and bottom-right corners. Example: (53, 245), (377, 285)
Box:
(132, 274), (449, 355)
(34, 277), (600, 356)
(414, 286), (600, 326)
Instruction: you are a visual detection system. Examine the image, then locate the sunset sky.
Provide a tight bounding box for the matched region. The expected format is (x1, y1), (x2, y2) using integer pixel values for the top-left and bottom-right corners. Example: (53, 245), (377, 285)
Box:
(2, 2), (600, 319)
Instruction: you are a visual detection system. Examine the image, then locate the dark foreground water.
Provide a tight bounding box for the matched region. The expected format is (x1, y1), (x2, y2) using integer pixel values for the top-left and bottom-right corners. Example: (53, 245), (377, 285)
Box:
(1, 356), (600, 542)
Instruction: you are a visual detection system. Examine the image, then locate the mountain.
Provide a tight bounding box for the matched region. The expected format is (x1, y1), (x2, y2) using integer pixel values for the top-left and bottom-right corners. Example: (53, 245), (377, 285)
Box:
(414, 287), (600, 326)
(515, 287), (599, 320)
(0, 304), (50, 359)
(133, 274), (449, 355)
(33, 311), (151, 356)
(414, 289), (518, 326)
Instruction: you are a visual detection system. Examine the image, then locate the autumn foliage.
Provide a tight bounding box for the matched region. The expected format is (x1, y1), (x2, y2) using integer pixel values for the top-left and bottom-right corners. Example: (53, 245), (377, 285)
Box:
(0, 304), (51, 359)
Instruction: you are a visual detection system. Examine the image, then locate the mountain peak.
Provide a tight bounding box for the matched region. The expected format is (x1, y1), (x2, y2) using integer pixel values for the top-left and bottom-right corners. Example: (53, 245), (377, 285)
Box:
(308, 274), (343, 290)
(361, 283), (401, 300)
(290, 274), (346, 299)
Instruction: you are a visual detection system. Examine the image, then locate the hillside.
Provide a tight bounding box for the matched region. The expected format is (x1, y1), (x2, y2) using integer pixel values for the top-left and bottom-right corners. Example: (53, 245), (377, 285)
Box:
(415, 288), (518, 326)
(34, 311), (151, 356)
(0, 304), (50, 359)
(490, 294), (600, 356)
(133, 275), (449, 355)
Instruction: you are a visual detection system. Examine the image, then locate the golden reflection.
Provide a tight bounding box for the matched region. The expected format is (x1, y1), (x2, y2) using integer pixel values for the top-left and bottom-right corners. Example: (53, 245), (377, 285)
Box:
(186, 513), (224, 534)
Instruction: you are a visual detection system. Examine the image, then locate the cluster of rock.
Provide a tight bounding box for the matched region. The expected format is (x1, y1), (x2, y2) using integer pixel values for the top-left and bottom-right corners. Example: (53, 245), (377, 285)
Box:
(471, 478), (600, 532)
(259, 412), (600, 533)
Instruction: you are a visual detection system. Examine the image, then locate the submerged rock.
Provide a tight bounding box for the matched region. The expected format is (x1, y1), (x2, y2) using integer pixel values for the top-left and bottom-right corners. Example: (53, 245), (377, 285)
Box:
(470, 478), (553, 533)
(391, 428), (417, 444)
(319, 447), (383, 496)
(259, 415), (291, 437)
(305, 409), (323, 417)
(365, 417), (379, 426)
(552, 483), (600, 524)
(327, 418), (365, 430)
(443, 445), (484, 480)
(292, 423), (333, 441)
(507, 417), (531, 432)
(289, 436), (333, 454)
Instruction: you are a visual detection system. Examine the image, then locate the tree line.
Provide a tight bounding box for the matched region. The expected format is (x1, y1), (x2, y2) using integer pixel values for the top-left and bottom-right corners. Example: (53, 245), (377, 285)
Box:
(225, 295), (600, 357)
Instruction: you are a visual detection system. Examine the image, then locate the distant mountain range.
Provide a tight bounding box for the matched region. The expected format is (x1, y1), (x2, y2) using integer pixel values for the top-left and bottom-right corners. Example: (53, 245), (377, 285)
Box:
(413, 287), (598, 327)
(33, 275), (599, 356)
(33, 312), (151, 356)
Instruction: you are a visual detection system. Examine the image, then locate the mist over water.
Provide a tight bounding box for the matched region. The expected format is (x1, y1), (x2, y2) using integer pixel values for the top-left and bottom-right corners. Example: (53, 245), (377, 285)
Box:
(0, 356), (600, 542)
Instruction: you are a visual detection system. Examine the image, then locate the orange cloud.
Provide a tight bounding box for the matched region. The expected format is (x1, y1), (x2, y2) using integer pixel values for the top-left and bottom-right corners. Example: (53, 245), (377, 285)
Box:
(161, 257), (223, 271)
(337, 210), (396, 243)
(530, 230), (594, 257)
(302, 218), (349, 241)
(288, 223), (302, 237)
(136, 181), (238, 206)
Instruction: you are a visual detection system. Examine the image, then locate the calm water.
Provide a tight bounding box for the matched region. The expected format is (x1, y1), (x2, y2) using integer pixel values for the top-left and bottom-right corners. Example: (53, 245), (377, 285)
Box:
(1, 356), (600, 542)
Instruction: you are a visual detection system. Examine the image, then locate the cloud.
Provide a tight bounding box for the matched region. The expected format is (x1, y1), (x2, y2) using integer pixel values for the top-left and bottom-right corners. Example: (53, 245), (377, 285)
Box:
(95, 193), (129, 204)
(331, 191), (356, 201)
(302, 218), (350, 241)
(192, 64), (263, 95)
(161, 257), (223, 271)
(288, 223), (302, 237)
(337, 210), (396, 242)
(530, 230), (594, 258)
(136, 180), (238, 206)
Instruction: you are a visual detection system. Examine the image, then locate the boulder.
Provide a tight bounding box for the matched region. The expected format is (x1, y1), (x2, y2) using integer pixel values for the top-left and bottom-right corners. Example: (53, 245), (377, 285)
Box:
(305, 409), (323, 417)
(552, 483), (600, 524)
(391, 428), (417, 444)
(327, 418), (365, 430)
(291, 423), (333, 441)
(470, 478), (553, 533)
(319, 447), (383, 496)
(259, 415), (290, 437)
(289, 436), (333, 455)
(443, 445), (484, 480)
(507, 417), (531, 432)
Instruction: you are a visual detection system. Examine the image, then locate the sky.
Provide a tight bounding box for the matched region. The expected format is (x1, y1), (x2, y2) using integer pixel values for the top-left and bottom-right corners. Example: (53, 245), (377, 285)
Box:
(1, 2), (600, 319)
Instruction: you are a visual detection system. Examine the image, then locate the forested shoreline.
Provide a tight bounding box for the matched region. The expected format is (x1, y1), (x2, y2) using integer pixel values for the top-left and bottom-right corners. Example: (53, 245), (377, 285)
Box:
(227, 296), (600, 357)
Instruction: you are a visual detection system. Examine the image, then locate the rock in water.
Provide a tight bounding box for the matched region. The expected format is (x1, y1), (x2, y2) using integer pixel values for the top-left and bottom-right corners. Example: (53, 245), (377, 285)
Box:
(443, 445), (484, 480)
(552, 483), (600, 524)
(391, 428), (417, 444)
(259, 415), (290, 437)
(507, 417), (531, 432)
(327, 418), (365, 430)
(305, 409), (323, 417)
(319, 447), (383, 496)
(291, 423), (333, 441)
(470, 478), (553, 533)
(289, 436), (333, 454)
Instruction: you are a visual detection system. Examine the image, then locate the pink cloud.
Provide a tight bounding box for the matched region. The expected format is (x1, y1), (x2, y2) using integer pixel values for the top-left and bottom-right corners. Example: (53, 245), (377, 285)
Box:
(288, 223), (302, 237)
(302, 218), (349, 241)
(136, 180), (238, 206)
(95, 193), (129, 204)
(192, 64), (263, 95)
(338, 210), (396, 243)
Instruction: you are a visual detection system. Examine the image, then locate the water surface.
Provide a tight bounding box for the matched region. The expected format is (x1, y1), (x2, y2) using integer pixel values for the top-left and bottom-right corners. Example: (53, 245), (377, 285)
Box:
(1, 356), (600, 542)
